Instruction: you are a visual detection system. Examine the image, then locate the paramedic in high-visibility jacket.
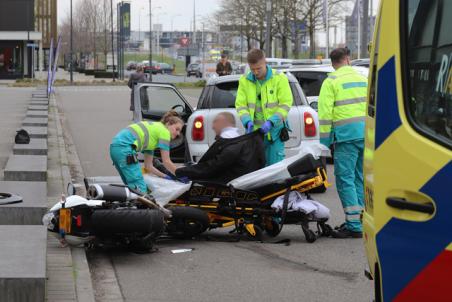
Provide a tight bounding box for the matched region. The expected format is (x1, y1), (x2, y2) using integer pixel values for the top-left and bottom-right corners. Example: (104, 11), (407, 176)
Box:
(235, 49), (293, 166)
(318, 48), (367, 239)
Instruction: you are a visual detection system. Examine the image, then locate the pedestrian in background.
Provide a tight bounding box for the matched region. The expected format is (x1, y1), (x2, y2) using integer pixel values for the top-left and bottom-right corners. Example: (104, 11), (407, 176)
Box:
(318, 48), (367, 238)
(128, 65), (145, 111)
(216, 53), (232, 76)
(235, 48), (293, 166)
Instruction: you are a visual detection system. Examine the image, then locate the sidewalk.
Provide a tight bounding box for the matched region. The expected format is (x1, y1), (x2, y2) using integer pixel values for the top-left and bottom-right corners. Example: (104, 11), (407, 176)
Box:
(47, 92), (96, 302)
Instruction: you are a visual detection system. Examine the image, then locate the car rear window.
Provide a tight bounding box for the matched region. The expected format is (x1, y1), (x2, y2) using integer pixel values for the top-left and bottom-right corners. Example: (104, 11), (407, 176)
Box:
(210, 81), (239, 108)
(292, 71), (328, 97)
(207, 80), (302, 109)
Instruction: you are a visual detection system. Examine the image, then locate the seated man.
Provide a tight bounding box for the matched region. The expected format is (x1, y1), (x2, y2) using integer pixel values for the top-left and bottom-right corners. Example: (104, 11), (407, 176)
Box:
(176, 112), (265, 184)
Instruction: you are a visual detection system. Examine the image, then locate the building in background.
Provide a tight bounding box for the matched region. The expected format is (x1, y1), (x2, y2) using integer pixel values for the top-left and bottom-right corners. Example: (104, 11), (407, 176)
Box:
(0, 0), (42, 79)
(345, 0), (375, 59)
(35, 0), (57, 70)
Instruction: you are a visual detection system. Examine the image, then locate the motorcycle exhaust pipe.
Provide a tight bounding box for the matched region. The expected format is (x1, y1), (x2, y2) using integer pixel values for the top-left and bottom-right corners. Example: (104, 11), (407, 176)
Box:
(87, 184), (138, 202)
(88, 184), (172, 218)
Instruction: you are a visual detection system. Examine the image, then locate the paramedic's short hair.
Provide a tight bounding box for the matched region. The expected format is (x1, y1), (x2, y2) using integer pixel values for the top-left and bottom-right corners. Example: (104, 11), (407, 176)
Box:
(217, 112), (236, 126)
(330, 48), (349, 64)
(247, 48), (266, 64)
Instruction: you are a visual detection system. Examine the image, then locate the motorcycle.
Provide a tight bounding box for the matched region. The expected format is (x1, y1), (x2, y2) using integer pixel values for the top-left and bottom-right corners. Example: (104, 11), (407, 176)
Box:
(43, 184), (169, 251)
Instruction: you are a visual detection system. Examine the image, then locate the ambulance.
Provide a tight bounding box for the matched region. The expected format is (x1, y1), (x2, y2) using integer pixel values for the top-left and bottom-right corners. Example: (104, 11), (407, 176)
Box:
(363, 0), (452, 301)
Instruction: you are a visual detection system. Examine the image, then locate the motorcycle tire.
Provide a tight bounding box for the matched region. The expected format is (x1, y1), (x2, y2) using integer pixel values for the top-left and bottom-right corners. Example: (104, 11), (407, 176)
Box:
(0, 193), (23, 205)
(166, 207), (209, 239)
(91, 209), (164, 236)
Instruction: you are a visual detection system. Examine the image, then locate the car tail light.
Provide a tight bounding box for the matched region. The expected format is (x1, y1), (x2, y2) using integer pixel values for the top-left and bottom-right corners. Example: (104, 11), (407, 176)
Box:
(304, 112), (316, 137)
(76, 215), (82, 227)
(192, 116), (204, 141)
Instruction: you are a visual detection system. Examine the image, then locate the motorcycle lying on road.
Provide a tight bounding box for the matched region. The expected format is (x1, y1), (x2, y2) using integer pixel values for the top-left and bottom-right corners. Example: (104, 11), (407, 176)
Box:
(43, 184), (172, 251)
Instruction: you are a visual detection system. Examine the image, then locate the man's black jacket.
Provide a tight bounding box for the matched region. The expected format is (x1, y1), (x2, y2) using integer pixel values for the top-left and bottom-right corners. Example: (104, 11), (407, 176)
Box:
(176, 131), (265, 184)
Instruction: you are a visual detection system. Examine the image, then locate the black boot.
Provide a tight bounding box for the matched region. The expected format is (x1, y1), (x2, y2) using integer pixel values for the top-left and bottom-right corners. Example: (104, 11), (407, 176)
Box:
(331, 224), (362, 238)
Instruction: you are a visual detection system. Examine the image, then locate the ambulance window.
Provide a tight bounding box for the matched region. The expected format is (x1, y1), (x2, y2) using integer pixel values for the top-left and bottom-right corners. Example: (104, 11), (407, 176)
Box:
(368, 12), (382, 118)
(404, 0), (452, 148)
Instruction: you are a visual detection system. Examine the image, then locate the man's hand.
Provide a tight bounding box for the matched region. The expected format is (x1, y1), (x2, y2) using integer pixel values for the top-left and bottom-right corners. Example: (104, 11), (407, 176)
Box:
(259, 121), (273, 134)
(246, 121), (254, 133)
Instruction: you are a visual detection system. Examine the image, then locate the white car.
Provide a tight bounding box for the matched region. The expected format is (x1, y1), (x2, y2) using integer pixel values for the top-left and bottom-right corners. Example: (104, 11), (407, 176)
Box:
(132, 73), (324, 164)
(282, 65), (369, 111)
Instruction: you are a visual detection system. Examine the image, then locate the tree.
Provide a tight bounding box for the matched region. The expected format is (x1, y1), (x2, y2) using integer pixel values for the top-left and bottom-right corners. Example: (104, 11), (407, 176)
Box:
(59, 0), (114, 69)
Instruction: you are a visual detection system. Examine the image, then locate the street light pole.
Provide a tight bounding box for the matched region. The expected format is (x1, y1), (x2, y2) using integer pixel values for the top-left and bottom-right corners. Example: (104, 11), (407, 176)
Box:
(265, 0), (272, 56)
(70, 0), (73, 83)
(149, 0), (153, 81)
(110, 0), (116, 81)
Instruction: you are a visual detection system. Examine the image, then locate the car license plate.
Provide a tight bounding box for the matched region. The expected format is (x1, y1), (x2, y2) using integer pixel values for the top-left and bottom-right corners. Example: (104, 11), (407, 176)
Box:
(59, 208), (71, 234)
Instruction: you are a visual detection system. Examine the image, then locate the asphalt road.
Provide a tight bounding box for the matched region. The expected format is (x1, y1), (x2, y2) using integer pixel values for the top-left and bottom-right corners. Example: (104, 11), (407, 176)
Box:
(57, 86), (373, 302)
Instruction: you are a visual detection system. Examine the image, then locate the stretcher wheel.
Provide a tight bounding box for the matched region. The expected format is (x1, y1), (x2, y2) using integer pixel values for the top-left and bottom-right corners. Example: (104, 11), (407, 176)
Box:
(264, 219), (282, 237)
(246, 225), (263, 241)
(302, 225), (317, 243)
(320, 223), (333, 237)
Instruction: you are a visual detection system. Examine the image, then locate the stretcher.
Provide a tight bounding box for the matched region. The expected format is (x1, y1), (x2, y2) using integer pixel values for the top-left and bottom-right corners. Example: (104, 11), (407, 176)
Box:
(163, 151), (332, 242)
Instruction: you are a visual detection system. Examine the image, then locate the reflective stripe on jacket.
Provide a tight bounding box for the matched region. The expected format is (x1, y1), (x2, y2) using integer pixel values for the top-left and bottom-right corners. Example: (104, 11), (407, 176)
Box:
(127, 121), (171, 153)
(318, 66), (367, 146)
(235, 67), (293, 132)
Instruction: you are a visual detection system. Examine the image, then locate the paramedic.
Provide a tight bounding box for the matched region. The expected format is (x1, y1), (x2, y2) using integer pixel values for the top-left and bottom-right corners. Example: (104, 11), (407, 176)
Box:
(176, 112), (265, 183)
(110, 111), (184, 193)
(318, 48), (367, 238)
(235, 48), (293, 166)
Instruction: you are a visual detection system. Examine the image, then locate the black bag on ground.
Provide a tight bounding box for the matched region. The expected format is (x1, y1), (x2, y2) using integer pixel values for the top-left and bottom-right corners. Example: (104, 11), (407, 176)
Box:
(15, 129), (30, 144)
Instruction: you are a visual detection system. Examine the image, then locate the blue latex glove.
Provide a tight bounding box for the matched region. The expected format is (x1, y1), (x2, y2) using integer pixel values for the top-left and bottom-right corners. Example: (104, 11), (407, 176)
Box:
(178, 176), (190, 184)
(246, 121), (254, 134)
(259, 121), (273, 134)
(164, 174), (173, 180)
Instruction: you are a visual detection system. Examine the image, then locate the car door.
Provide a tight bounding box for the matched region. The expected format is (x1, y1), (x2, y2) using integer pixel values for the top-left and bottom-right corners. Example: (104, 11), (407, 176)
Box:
(363, 1), (452, 301)
(133, 83), (193, 163)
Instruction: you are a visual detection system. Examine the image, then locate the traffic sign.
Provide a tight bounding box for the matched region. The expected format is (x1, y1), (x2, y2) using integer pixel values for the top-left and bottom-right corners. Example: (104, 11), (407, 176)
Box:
(180, 37), (190, 47)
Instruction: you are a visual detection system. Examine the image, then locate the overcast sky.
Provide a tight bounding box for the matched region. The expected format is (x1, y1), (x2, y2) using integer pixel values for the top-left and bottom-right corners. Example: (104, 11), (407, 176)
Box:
(58, 0), (222, 31)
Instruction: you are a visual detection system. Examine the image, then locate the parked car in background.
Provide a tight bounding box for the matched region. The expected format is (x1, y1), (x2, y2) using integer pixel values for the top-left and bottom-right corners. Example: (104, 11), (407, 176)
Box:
(126, 61), (137, 71)
(157, 63), (173, 74)
(291, 59), (331, 67)
(186, 63), (201, 77)
(351, 58), (370, 68)
(266, 58), (294, 69)
(143, 61), (160, 74)
(282, 65), (369, 111)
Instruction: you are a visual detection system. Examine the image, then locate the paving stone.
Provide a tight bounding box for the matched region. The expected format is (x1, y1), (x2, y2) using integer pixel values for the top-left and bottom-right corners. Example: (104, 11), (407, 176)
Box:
(21, 126), (47, 139)
(4, 155), (47, 181)
(0, 226), (46, 302)
(22, 117), (48, 127)
(0, 181), (47, 225)
(26, 110), (48, 118)
(13, 138), (47, 155)
(28, 105), (48, 111)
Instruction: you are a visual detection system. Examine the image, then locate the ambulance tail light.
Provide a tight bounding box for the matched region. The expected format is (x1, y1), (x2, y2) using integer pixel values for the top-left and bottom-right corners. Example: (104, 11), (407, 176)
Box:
(304, 112), (316, 137)
(192, 116), (205, 141)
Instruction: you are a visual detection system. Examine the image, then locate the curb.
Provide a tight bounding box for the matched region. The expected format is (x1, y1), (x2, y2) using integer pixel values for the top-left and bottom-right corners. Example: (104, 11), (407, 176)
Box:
(51, 93), (96, 302)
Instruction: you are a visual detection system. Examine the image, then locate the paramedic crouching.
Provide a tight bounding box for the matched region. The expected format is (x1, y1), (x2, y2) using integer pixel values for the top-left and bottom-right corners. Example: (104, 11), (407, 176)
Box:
(175, 112), (265, 183)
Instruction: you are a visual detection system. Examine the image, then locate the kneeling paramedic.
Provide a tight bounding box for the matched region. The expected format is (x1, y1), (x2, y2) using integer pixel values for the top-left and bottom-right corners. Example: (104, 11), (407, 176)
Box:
(318, 48), (367, 238)
(109, 111), (184, 193)
(175, 112), (265, 183)
(235, 48), (293, 166)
